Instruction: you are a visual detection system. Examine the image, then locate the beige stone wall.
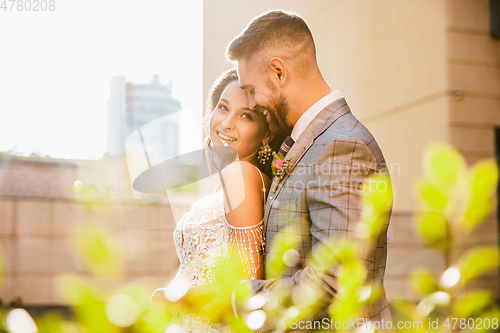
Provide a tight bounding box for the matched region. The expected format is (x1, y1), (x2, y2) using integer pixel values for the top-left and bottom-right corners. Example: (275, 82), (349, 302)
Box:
(0, 158), (181, 305)
(445, 0), (500, 298)
(447, 0), (500, 163)
(0, 158), (77, 199)
(0, 198), (179, 305)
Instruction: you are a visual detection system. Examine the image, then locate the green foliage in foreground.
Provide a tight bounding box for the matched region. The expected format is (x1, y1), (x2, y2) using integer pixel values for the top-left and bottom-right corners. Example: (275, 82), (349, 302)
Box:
(394, 143), (500, 332)
(0, 142), (498, 332)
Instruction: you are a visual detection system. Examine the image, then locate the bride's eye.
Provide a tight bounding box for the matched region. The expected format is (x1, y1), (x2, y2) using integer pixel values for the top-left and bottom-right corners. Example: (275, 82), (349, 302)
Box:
(218, 104), (229, 112)
(241, 112), (253, 120)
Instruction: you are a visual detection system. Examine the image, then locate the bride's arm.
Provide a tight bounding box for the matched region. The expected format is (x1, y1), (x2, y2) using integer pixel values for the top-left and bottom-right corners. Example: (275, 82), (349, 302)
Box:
(221, 161), (269, 280)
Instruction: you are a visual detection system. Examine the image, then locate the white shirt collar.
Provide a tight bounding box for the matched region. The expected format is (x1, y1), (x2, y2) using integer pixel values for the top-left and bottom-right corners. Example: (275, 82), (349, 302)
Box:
(290, 91), (343, 141)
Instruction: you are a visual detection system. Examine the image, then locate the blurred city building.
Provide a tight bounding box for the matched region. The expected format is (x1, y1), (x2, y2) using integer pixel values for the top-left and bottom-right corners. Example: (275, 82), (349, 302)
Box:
(107, 74), (181, 160)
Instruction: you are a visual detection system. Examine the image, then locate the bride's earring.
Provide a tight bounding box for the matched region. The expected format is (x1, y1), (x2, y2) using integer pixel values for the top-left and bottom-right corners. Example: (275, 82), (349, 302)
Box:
(258, 143), (276, 165)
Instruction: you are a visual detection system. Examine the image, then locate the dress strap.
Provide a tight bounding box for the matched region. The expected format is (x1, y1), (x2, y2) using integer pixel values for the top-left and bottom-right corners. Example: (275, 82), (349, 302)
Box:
(250, 164), (266, 207)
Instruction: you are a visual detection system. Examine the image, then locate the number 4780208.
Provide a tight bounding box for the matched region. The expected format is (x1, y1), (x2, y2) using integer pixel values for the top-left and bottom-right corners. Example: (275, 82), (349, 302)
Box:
(443, 317), (498, 330)
(1, 0), (55, 11)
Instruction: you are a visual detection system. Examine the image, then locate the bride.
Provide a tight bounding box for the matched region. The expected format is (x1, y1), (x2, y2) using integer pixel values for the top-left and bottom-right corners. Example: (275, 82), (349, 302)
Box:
(154, 69), (277, 331)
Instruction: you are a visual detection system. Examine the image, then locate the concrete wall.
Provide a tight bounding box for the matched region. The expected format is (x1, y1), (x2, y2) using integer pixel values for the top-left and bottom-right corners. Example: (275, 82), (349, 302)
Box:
(445, 0), (500, 298)
(0, 158), (180, 305)
(447, 0), (500, 163)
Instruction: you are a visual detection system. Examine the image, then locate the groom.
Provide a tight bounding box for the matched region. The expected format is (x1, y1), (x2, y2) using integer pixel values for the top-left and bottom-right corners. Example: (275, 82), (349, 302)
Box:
(227, 10), (393, 332)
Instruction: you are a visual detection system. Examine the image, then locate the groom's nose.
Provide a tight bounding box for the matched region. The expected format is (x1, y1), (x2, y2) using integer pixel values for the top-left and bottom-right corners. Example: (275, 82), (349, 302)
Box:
(248, 95), (257, 110)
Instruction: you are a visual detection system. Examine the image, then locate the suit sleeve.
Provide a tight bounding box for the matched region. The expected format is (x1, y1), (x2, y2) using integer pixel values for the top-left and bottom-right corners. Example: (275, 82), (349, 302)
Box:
(245, 138), (380, 328)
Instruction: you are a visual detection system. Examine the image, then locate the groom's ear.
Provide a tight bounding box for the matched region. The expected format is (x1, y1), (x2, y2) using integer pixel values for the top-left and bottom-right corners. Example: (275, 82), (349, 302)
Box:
(269, 58), (286, 87)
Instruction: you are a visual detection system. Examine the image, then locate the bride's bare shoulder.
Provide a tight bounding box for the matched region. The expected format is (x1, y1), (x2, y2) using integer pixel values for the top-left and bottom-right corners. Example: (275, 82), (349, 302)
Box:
(221, 161), (262, 186)
(220, 161), (266, 227)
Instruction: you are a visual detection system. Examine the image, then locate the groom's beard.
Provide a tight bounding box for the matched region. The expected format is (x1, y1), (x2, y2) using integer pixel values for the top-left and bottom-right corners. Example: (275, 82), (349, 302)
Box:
(265, 82), (291, 134)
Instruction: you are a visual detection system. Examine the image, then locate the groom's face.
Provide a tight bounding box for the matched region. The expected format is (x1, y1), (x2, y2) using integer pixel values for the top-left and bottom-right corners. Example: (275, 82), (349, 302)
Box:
(236, 59), (290, 134)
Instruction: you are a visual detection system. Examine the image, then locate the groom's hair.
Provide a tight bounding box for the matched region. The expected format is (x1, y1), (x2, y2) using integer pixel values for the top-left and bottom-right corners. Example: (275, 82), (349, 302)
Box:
(226, 10), (316, 70)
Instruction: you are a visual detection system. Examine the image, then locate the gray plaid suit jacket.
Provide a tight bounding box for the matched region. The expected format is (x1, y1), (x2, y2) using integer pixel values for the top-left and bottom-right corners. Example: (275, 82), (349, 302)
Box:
(249, 98), (392, 332)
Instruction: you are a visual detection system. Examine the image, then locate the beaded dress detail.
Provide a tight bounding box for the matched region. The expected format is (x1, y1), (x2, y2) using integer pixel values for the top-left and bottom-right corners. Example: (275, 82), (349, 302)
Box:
(169, 167), (266, 332)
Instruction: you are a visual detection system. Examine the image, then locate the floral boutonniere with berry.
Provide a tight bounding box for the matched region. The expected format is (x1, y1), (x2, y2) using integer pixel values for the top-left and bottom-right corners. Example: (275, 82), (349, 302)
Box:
(270, 151), (296, 192)
(271, 152), (288, 179)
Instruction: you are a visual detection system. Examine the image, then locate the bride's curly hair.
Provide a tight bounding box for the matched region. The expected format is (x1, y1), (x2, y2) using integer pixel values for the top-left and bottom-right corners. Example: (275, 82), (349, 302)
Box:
(203, 68), (289, 180)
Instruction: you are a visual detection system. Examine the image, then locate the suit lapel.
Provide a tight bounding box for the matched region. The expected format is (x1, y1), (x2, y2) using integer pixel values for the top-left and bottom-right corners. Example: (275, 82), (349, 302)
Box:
(264, 98), (351, 223)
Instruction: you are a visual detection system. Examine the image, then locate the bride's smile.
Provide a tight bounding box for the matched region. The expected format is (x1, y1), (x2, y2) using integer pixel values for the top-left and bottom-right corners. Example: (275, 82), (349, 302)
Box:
(209, 80), (269, 162)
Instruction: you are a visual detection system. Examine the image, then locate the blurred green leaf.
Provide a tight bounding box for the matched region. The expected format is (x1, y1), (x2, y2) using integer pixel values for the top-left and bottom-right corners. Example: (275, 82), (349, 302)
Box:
(134, 303), (173, 333)
(415, 180), (449, 212)
(306, 240), (358, 278)
(35, 313), (65, 333)
(415, 212), (448, 247)
(458, 246), (499, 284)
(389, 300), (419, 324)
(226, 315), (254, 333)
(106, 294), (142, 327)
(201, 253), (249, 324)
(363, 174), (393, 213)
(291, 280), (326, 317)
(424, 143), (466, 189)
(360, 175), (392, 240)
(329, 292), (363, 328)
(468, 159), (499, 202)
(306, 243), (338, 275)
(458, 160), (499, 232)
(57, 275), (116, 333)
(453, 290), (494, 319)
(72, 223), (123, 277)
(57, 274), (99, 304)
(76, 297), (116, 333)
(338, 259), (367, 294)
(410, 268), (439, 296)
(416, 291), (451, 318)
(115, 281), (154, 313)
(356, 282), (383, 304)
(267, 226), (301, 278)
(460, 200), (494, 234)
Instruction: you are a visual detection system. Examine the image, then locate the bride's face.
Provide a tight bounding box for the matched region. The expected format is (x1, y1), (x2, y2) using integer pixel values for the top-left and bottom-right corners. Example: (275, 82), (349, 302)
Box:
(209, 80), (269, 161)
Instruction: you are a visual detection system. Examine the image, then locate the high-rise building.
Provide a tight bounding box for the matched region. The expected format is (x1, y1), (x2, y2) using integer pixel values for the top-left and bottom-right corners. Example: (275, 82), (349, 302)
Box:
(126, 75), (181, 161)
(106, 75), (182, 160)
(106, 76), (127, 157)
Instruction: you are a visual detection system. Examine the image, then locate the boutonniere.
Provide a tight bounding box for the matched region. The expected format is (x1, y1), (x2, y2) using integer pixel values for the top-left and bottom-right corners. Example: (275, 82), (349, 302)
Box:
(271, 153), (289, 179)
(271, 152), (298, 192)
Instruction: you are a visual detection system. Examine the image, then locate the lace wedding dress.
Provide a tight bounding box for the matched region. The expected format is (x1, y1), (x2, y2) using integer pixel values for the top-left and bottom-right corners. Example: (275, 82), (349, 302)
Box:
(167, 168), (266, 332)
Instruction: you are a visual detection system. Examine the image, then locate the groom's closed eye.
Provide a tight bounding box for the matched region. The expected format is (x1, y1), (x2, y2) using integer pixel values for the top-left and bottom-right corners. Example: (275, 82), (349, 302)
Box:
(240, 84), (254, 94)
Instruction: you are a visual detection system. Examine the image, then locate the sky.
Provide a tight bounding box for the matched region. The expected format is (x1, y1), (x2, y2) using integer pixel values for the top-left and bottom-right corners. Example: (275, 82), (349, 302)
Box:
(0, 0), (203, 160)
